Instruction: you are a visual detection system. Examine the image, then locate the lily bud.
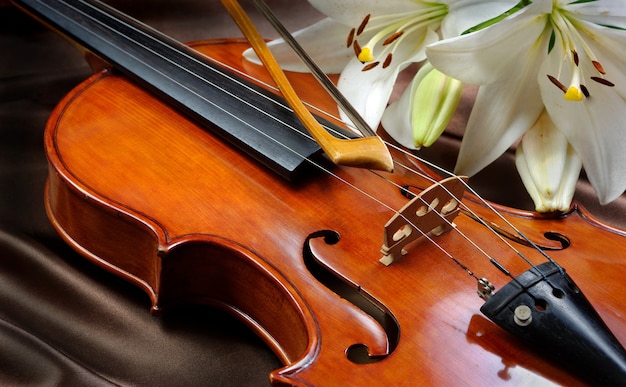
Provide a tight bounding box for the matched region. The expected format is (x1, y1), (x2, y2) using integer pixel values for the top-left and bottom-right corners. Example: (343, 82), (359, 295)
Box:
(515, 111), (582, 213)
(411, 63), (463, 148)
(382, 62), (463, 149)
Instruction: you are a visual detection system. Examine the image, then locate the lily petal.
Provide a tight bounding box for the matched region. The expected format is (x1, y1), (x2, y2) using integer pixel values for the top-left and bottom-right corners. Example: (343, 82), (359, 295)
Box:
(454, 32), (548, 176)
(441, 0), (522, 38)
(243, 18), (359, 73)
(426, 1), (550, 85)
(567, 1), (626, 29)
(337, 57), (403, 129)
(338, 28), (438, 129)
(306, 0), (432, 27)
(381, 63), (432, 149)
(540, 36), (626, 204)
(515, 110), (581, 212)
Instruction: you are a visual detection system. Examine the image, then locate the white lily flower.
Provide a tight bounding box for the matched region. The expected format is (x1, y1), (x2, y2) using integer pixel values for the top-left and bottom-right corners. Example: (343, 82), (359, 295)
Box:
(243, 0), (519, 129)
(516, 110), (582, 212)
(426, 0), (626, 205)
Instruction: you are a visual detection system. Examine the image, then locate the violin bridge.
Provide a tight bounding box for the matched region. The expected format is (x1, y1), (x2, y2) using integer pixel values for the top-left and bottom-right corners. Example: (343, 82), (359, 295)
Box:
(380, 176), (468, 266)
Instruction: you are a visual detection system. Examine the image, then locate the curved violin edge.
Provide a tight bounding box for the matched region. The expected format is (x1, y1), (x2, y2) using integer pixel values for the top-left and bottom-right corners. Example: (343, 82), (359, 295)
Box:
(570, 203), (626, 237)
(43, 94), (325, 376)
(45, 167), (326, 375)
(158, 235), (322, 367)
(41, 71), (162, 303)
(462, 187), (626, 237)
(470, 198), (626, 243)
(44, 170), (162, 305)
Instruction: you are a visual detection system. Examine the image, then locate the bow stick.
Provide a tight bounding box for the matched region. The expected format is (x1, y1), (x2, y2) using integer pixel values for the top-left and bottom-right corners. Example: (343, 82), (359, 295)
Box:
(221, 0), (394, 173)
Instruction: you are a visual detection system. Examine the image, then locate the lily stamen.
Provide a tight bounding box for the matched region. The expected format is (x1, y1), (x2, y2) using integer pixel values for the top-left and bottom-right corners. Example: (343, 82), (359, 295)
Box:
(346, 5), (448, 71)
(353, 40), (362, 59)
(548, 74), (568, 93)
(581, 84), (590, 98)
(362, 61), (380, 71)
(592, 60), (606, 75)
(383, 31), (404, 46)
(357, 14), (370, 36)
(383, 53), (393, 69)
(347, 28), (356, 48)
(548, 8), (616, 102)
(591, 76), (615, 87)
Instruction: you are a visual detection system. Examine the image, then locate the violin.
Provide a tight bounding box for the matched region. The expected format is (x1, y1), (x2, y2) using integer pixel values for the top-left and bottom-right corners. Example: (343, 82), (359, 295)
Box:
(12, 0), (626, 385)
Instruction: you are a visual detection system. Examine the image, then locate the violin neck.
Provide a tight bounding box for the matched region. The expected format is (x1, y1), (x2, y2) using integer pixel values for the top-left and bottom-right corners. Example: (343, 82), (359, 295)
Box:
(13, 0), (340, 180)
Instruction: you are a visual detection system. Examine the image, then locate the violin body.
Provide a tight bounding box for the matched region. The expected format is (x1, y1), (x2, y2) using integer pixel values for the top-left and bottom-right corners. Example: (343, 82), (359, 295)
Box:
(44, 39), (626, 385)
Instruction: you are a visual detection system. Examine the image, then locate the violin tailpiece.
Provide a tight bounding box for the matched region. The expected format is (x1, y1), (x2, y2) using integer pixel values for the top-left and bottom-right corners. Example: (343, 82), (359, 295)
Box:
(481, 261), (626, 385)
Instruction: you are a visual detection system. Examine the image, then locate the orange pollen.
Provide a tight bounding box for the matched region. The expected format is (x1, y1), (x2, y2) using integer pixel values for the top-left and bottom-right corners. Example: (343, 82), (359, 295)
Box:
(357, 14), (370, 36)
(382, 53), (393, 69)
(592, 60), (606, 75)
(362, 61), (380, 71)
(353, 40), (362, 58)
(547, 74), (568, 93)
(383, 31), (404, 46)
(347, 28), (356, 48)
(591, 76), (615, 87)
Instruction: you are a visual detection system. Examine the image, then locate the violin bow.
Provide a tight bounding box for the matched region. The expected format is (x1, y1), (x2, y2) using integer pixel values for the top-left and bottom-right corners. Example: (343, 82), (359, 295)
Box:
(249, 0), (377, 139)
(220, 0), (394, 173)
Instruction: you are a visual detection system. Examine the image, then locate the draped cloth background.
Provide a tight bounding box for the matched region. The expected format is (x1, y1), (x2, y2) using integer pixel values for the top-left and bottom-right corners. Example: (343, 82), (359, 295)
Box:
(1, 0), (625, 385)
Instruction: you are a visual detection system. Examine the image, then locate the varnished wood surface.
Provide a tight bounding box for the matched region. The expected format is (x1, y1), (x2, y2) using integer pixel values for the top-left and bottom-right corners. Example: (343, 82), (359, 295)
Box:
(43, 39), (626, 385)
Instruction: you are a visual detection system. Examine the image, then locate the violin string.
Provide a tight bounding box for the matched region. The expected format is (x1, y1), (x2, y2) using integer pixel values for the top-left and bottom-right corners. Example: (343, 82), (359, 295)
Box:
(388, 143), (565, 276)
(319, 114), (559, 282)
(373, 144), (559, 278)
(69, 0), (494, 281)
(369, 170), (523, 282)
(201, 63), (553, 276)
(235, 0), (528, 269)
(72, 0), (558, 285)
(77, 0), (548, 283)
(215, 61), (556, 281)
(191, 63), (551, 278)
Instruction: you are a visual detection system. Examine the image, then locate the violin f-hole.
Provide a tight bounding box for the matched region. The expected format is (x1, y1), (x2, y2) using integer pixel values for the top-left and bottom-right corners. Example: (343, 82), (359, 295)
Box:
(303, 230), (400, 364)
